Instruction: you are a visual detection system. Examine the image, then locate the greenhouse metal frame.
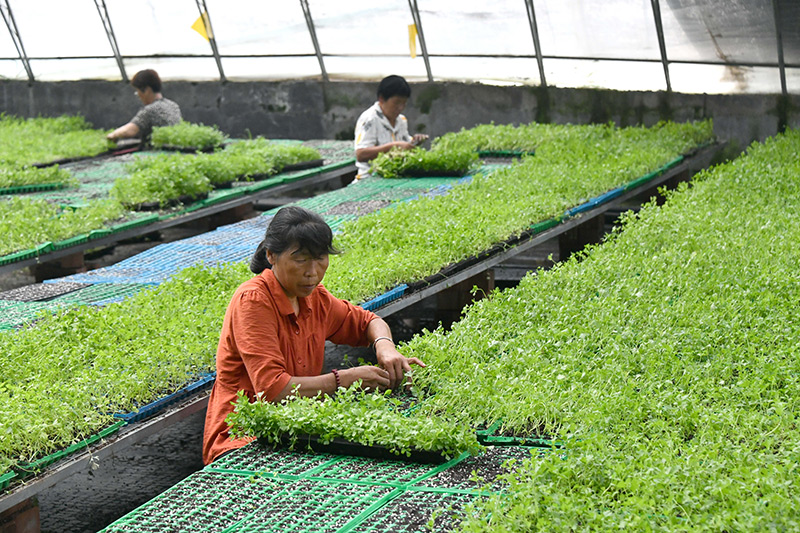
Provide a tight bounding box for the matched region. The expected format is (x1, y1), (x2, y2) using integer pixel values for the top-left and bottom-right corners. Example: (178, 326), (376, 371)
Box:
(1, 0), (797, 95)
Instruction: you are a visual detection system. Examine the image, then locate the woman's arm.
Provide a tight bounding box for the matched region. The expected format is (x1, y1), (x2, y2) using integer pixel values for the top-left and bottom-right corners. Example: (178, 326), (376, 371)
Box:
(366, 318), (425, 389)
(107, 122), (140, 141)
(273, 365), (391, 402)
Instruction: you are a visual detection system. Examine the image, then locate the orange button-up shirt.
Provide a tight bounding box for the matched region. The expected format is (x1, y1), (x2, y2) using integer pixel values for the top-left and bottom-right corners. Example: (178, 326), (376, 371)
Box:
(202, 269), (377, 464)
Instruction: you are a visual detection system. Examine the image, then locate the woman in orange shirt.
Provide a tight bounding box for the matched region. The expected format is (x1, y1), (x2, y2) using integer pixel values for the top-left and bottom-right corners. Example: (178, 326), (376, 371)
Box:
(203, 206), (424, 464)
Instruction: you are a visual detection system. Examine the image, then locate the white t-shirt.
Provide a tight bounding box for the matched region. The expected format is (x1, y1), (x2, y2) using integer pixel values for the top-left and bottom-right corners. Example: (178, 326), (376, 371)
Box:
(354, 101), (411, 178)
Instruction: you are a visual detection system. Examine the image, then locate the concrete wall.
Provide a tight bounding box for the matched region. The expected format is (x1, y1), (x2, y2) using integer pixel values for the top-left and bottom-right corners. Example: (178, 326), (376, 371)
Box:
(1, 79), (797, 154)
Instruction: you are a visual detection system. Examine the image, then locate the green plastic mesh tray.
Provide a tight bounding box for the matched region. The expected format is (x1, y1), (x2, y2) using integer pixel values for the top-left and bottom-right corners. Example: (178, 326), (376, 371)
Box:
(224, 479), (395, 533)
(414, 446), (538, 491)
(0, 470), (17, 492)
(308, 455), (437, 486)
(100, 471), (291, 532)
(205, 442), (334, 477)
(0, 182), (68, 195)
(101, 472), (395, 533)
(342, 487), (486, 533)
(14, 420), (125, 477)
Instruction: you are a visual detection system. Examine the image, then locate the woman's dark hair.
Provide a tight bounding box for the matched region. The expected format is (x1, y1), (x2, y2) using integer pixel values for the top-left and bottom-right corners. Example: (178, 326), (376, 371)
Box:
(377, 75), (411, 100)
(250, 206), (339, 274)
(131, 69), (163, 93)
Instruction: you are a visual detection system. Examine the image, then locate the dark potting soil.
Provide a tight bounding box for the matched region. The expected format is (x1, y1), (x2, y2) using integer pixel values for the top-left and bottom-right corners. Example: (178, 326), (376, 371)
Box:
(313, 455), (434, 484)
(349, 490), (483, 533)
(226, 479), (393, 533)
(419, 446), (536, 491)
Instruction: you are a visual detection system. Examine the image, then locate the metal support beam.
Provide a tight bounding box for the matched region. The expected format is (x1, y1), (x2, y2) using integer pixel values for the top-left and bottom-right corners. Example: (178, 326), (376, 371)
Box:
(772, 0), (787, 97)
(0, 0), (33, 82)
(194, 0), (226, 81)
(407, 0), (433, 82)
(93, 0), (127, 82)
(299, 0), (328, 82)
(650, 0), (672, 92)
(524, 0), (547, 87)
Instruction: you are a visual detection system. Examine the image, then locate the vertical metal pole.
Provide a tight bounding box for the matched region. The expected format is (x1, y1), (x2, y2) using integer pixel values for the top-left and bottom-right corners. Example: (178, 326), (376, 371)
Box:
(0, 0), (34, 82)
(772, 0), (787, 97)
(650, 0), (672, 92)
(407, 0), (433, 82)
(94, 0), (127, 82)
(524, 0), (546, 87)
(299, 0), (328, 82)
(195, 0), (226, 81)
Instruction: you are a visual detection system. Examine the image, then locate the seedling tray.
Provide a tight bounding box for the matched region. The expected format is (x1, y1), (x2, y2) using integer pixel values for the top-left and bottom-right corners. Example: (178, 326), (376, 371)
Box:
(281, 158), (325, 172)
(206, 442), (335, 476)
(0, 470), (17, 492)
(0, 182), (68, 195)
(342, 487), (487, 533)
(128, 192), (209, 212)
(0, 241), (53, 266)
(262, 434), (451, 464)
(13, 420), (125, 478)
(151, 144), (218, 153)
(100, 472), (395, 533)
(113, 372), (215, 423)
(51, 233), (90, 250)
(359, 284), (408, 311)
(477, 149), (535, 158)
(383, 169), (468, 178)
(308, 455), (437, 485)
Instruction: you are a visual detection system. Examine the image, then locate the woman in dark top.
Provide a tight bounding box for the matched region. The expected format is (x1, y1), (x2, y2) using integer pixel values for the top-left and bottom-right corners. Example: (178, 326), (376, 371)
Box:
(107, 69), (182, 143)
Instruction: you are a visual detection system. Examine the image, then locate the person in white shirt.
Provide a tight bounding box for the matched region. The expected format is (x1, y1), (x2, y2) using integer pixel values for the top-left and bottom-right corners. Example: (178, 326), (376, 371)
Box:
(353, 75), (429, 179)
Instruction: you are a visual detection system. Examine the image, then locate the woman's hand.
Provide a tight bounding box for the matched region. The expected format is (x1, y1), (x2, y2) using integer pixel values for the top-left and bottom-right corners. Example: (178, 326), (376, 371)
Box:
(375, 344), (426, 390)
(342, 366), (391, 392)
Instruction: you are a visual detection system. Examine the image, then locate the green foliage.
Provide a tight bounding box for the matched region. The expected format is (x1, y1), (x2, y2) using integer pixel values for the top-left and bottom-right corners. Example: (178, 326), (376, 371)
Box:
(111, 140), (322, 207)
(0, 165), (76, 189)
(111, 153), (212, 207)
(431, 120), (714, 155)
(0, 114), (110, 189)
(401, 130), (800, 531)
(0, 263), (250, 473)
(370, 147), (479, 178)
(0, 197), (126, 256)
(326, 121), (713, 305)
(0, 114), (111, 166)
(0, 120), (711, 482)
(151, 121), (228, 151)
(227, 388), (483, 459)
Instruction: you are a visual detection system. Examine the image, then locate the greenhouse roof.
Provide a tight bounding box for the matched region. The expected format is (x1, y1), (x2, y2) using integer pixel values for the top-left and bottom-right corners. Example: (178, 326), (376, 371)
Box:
(1, 0), (797, 95)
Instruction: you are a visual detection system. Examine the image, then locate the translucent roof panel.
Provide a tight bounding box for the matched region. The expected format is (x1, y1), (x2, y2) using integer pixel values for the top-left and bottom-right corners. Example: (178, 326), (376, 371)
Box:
(104, 2), (211, 56)
(429, 57), (541, 86)
(535, 0), (662, 60)
(205, 0), (314, 56)
(123, 57), (221, 82)
(29, 59), (123, 81)
(310, 0), (412, 56)
(419, 0), (534, 56)
(661, 0), (777, 64)
(545, 59), (668, 92)
(324, 56), (428, 83)
(224, 57), (324, 81)
(670, 63), (783, 94)
(0, 59), (26, 80)
(8, 1), (112, 58)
